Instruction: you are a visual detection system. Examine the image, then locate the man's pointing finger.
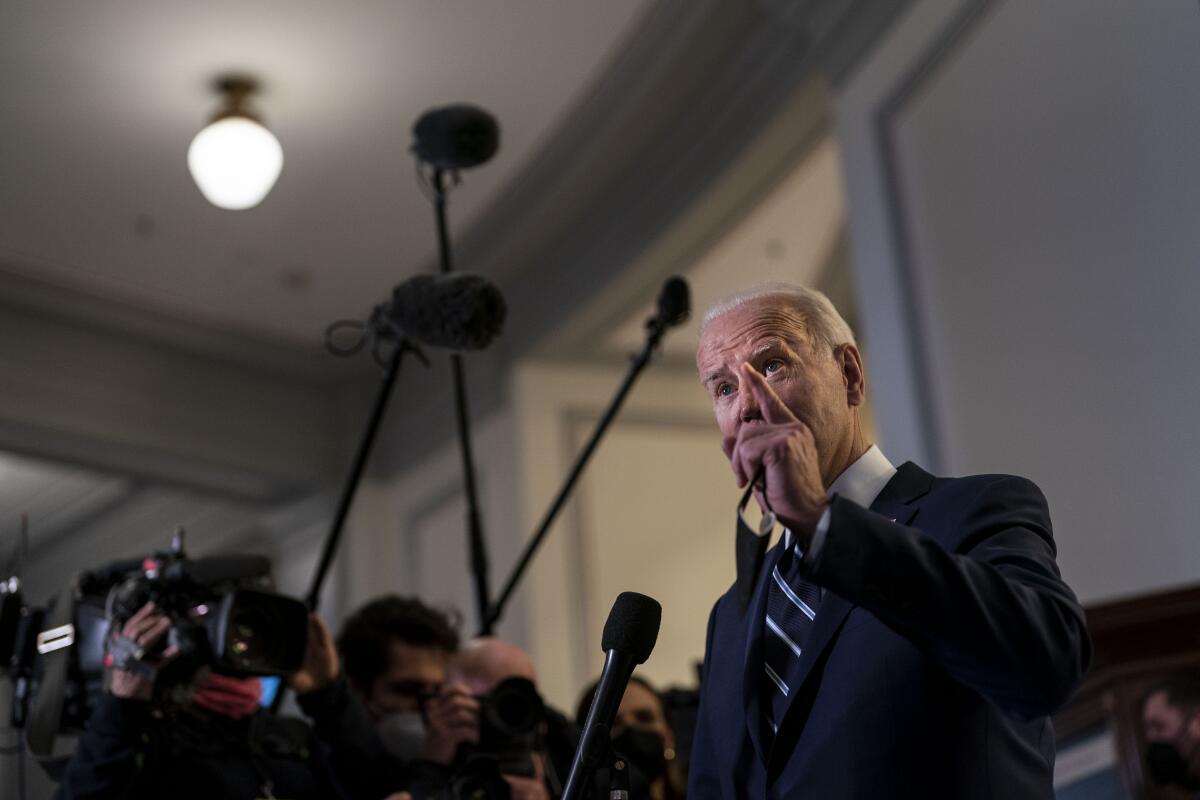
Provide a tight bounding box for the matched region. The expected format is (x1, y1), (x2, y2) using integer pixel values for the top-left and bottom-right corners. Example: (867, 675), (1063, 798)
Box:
(740, 362), (799, 425)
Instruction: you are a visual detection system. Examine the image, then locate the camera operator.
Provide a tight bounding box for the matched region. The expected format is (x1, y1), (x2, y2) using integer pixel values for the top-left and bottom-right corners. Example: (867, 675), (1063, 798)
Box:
(55, 602), (392, 800)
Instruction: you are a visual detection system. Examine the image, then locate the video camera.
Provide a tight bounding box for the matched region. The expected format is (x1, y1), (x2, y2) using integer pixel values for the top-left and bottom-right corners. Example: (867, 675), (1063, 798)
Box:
(1, 531), (309, 761)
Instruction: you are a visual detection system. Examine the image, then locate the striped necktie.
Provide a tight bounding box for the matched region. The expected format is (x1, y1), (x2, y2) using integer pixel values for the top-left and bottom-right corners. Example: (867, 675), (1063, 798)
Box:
(761, 538), (821, 736)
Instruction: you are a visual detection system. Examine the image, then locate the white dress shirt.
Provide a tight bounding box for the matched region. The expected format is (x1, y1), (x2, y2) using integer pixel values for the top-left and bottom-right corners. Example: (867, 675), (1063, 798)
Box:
(788, 443), (898, 561)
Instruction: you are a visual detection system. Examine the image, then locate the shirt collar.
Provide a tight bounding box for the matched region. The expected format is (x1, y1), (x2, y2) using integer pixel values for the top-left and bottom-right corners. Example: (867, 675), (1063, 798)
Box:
(827, 443), (897, 509)
(767, 444), (898, 552)
(781, 444), (897, 554)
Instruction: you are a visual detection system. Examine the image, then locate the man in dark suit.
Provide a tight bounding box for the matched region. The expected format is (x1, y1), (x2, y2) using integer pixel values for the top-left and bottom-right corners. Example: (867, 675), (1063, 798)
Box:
(688, 285), (1090, 798)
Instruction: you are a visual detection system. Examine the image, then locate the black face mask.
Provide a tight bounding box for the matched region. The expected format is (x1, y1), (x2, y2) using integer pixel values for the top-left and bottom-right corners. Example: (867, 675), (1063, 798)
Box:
(1146, 740), (1200, 789)
(611, 727), (667, 783)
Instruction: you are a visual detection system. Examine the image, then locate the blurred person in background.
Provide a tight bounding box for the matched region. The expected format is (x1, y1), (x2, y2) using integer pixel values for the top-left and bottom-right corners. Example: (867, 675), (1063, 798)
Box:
(448, 637), (558, 800)
(338, 594), (539, 798)
(1142, 671), (1200, 793)
(56, 603), (382, 800)
(337, 595), (471, 769)
(576, 675), (685, 800)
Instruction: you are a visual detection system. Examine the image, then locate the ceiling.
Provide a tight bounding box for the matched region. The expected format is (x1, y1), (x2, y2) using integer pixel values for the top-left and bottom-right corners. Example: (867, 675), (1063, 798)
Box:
(0, 0), (652, 346)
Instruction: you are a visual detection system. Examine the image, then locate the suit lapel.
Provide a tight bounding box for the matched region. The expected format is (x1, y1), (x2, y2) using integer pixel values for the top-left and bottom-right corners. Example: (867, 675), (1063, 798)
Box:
(869, 461), (934, 524)
(771, 463), (934, 744)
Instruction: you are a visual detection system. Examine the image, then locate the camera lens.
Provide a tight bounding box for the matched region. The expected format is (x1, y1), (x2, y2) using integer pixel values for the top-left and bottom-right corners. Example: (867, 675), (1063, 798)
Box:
(213, 589), (307, 675)
(227, 607), (268, 664)
(486, 677), (544, 737)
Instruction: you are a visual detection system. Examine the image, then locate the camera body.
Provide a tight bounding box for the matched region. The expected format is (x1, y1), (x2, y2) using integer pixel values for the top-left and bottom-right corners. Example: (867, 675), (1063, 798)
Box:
(407, 677), (549, 800)
(411, 756), (512, 800)
(476, 676), (545, 777)
(105, 550), (308, 681)
(2, 535), (309, 761)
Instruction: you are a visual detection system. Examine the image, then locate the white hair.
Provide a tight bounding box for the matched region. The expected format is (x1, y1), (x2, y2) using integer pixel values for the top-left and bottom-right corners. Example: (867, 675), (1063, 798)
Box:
(700, 282), (856, 353)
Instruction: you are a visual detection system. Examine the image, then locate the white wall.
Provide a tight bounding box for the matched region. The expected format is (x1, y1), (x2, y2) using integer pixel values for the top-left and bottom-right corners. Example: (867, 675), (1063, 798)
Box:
(332, 404), (531, 643)
(345, 358), (741, 712)
(511, 361), (738, 710)
(837, 0), (1200, 603)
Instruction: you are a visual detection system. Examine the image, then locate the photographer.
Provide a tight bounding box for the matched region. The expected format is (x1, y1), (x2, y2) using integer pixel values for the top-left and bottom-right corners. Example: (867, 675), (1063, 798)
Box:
(54, 602), (388, 800)
(337, 595), (470, 771)
(449, 637), (569, 800)
(338, 597), (571, 799)
(338, 595), (524, 798)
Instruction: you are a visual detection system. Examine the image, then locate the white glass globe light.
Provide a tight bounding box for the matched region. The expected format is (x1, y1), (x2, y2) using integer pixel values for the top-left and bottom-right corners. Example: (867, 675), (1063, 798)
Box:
(187, 115), (283, 210)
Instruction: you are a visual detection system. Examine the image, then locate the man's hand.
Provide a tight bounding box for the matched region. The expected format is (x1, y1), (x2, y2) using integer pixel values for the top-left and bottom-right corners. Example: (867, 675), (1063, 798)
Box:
(724, 362), (828, 545)
(504, 752), (550, 800)
(505, 774), (550, 800)
(421, 681), (479, 765)
(288, 613), (339, 695)
(108, 602), (178, 702)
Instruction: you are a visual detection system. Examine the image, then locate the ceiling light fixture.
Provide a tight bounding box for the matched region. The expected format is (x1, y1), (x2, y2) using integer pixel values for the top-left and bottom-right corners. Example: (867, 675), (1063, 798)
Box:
(187, 76), (283, 210)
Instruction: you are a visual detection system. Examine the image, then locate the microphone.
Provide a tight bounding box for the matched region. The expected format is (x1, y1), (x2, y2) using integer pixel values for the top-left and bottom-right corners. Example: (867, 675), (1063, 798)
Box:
(379, 273), (507, 351)
(562, 592), (662, 800)
(649, 276), (690, 333)
(411, 104), (500, 170)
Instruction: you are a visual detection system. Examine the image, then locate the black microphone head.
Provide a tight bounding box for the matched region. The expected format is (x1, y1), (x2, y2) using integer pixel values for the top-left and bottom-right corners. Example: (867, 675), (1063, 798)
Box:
(656, 276), (690, 328)
(389, 273), (507, 350)
(412, 104), (500, 170)
(601, 592), (661, 664)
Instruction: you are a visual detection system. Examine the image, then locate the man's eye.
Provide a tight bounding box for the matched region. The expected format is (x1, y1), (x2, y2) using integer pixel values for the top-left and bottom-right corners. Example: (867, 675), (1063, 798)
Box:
(763, 359), (783, 374)
(717, 383), (733, 398)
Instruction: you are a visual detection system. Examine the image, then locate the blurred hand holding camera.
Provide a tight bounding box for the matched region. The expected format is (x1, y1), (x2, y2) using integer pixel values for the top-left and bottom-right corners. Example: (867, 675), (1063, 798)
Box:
(288, 613), (339, 695)
(108, 602), (179, 701)
(504, 758), (550, 800)
(423, 681), (480, 764)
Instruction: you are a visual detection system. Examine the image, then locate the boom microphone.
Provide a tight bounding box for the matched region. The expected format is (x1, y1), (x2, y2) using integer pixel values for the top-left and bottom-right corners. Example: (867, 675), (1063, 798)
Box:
(654, 276), (690, 329)
(381, 273), (507, 351)
(562, 592), (662, 800)
(412, 104), (500, 170)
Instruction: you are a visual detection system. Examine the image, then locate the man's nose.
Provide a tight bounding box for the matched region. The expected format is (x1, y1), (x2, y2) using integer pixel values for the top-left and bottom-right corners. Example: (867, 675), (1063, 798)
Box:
(737, 386), (762, 423)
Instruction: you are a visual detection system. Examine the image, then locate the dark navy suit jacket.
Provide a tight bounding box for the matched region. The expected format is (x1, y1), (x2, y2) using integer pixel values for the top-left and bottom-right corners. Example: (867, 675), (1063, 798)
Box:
(688, 462), (1091, 799)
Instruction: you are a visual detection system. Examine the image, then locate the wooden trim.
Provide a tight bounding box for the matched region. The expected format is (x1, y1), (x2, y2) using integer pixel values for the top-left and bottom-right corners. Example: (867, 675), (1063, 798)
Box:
(1085, 584), (1200, 674)
(1053, 585), (1200, 798)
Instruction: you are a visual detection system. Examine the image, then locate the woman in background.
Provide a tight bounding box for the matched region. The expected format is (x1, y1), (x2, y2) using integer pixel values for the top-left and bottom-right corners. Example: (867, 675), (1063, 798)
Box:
(575, 675), (686, 800)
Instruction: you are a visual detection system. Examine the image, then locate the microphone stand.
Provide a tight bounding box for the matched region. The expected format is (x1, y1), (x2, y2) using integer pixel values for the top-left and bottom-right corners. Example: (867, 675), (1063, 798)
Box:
(430, 167), (492, 631)
(303, 339), (426, 613)
(609, 755), (631, 800)
(270, 337), (425, 715)
(481, 313), (674, 635)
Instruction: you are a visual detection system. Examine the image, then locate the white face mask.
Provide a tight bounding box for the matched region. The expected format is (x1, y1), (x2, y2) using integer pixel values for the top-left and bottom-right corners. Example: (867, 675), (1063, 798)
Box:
(376, 711), (427, 762)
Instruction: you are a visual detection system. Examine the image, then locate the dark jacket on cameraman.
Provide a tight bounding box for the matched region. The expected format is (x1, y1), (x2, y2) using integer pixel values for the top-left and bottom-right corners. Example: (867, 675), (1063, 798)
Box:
(56, 687), (376, 800)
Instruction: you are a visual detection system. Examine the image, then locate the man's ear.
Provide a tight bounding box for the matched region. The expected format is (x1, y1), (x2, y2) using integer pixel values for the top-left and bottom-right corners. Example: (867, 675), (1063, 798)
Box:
(839, 344), (866, 406)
